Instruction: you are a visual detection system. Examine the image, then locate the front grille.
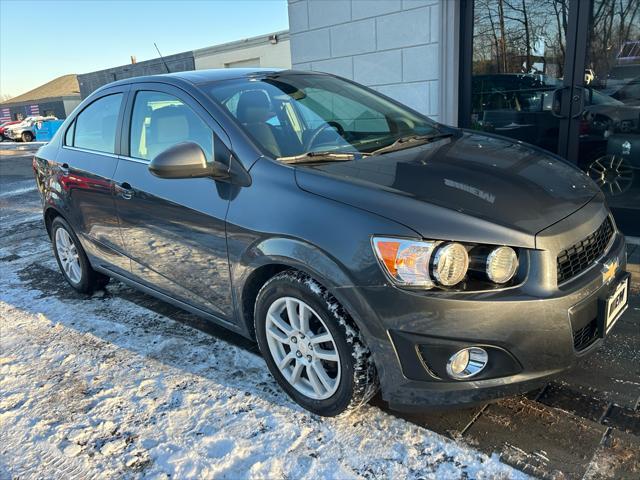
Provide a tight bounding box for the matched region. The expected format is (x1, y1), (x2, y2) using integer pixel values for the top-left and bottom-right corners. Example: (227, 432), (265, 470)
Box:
(557, 217), (614, 284)
(573, 318), (599, 351)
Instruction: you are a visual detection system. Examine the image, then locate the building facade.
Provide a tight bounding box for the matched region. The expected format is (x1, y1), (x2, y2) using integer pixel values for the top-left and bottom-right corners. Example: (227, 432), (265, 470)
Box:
(77, 31), (291, 99)
(288, 0), (640, 234)
(77, 52), (196, 99)
(195, 30), (290, 70)
(288, 0), (458, 124)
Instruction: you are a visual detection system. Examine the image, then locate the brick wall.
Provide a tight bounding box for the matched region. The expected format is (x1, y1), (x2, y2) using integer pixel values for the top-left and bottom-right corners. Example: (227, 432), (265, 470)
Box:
(288, 0), (442, 120)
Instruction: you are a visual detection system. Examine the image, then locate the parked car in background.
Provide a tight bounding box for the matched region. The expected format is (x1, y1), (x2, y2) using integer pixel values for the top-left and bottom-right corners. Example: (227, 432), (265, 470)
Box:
(5, 115), (57, 142)
(34, 69), (629, 416)
(609, 76), (640, 106)
(471, 73), (640, 177)
(0, 120), (21, 141)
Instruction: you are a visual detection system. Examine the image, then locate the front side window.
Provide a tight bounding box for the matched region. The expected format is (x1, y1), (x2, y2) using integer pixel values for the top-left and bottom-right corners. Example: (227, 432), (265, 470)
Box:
(206, 74), (438, 159)
(129, 91), (214, 161)
(73, 93), (122, 154)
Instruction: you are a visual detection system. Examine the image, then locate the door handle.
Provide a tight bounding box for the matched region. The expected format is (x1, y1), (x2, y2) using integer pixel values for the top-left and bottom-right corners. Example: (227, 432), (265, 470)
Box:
(115, 182), (133, 200)
(551, 86), (570, 119)
(570, 86), (586, 119)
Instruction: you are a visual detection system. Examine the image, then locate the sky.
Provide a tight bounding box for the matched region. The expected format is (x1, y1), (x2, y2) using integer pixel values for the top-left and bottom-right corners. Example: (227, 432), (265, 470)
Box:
(0, 0), (289, 99)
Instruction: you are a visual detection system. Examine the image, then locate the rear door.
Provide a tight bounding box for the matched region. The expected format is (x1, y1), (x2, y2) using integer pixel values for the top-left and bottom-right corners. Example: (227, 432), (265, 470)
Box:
(112, 82), (234, 321)
(58, 86), (130, 274)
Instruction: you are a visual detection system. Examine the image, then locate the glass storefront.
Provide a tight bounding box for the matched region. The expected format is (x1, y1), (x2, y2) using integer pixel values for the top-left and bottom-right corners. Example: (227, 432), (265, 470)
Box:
(465, 0), (639, 235)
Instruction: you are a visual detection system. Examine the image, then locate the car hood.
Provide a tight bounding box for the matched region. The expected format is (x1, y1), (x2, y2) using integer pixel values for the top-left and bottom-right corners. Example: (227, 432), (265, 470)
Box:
(294, 131), (600, 248)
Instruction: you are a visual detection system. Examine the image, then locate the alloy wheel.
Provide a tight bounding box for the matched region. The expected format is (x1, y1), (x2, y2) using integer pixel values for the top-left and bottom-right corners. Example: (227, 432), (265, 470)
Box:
(265, 296), (341, 400)
(587, 154), (634, 196)
(55, 227), (82, 284)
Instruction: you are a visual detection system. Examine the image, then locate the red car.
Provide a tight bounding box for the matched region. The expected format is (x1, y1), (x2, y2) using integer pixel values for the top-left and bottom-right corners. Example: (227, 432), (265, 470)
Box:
(0, 120), (20, 141)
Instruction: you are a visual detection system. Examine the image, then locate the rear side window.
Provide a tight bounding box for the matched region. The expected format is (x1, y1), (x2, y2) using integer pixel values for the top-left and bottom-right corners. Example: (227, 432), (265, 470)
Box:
(72, 94), (123, 154)
(129, 91), (214, 161)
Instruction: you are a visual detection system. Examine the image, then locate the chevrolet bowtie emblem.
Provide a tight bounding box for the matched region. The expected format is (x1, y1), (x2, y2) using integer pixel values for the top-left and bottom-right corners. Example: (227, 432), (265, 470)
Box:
(602, 260), (618, 284)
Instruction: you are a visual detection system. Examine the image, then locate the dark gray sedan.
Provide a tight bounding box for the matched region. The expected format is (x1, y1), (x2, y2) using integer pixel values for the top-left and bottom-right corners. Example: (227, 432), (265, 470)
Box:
(33, 69), (630, 416)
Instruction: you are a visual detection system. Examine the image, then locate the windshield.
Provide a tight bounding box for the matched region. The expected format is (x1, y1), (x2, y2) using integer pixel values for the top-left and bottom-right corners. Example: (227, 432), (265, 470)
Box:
(205, 73), (439, 159)
(589, 89), (624, 106)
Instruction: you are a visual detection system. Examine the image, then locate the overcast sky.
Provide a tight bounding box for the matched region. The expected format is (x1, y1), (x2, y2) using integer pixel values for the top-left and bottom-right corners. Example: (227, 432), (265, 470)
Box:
(0, 0), (289, 98)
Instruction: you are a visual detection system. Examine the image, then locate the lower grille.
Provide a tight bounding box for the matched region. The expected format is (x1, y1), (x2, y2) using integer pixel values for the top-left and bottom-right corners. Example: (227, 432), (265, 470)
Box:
(557, 217), (614, 284)
(573, 318), (599, 351)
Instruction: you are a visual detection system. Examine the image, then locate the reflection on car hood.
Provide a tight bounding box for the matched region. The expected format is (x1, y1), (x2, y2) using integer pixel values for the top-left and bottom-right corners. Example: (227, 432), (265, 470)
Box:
(295, 131), (600, 247)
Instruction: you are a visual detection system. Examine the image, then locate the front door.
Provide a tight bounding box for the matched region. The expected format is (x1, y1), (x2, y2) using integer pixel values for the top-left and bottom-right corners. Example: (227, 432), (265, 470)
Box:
(462, 0), (640, 235)
(113, 84), (234, 321)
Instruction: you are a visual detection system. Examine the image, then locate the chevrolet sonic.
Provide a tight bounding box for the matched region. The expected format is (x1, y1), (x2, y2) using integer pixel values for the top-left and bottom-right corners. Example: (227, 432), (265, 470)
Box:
(33, 69), (630, 416)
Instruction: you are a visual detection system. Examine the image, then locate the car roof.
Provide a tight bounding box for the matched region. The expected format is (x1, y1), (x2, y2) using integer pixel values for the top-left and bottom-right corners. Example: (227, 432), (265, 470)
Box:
(94, 68), (324, 94)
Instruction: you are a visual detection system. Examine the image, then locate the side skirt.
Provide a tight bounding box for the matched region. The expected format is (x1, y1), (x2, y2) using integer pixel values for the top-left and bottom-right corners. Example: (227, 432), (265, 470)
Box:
(95, 265), (248, 338)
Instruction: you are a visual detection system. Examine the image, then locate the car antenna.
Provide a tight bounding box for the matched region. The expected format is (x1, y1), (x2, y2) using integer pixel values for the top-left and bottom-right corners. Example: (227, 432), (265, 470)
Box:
(154, 42), (171, 73)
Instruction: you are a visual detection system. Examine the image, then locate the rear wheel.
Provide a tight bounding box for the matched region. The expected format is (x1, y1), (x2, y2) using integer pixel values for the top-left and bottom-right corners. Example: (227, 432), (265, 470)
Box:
(21, 131), (33, 142)
(255, 270), (378, 416)
(51, 217), (109, 293)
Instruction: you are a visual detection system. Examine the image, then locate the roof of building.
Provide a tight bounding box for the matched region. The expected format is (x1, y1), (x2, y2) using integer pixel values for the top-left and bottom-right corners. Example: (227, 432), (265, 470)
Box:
(194, 30), (290, 57)
(1, 74), (80, 105)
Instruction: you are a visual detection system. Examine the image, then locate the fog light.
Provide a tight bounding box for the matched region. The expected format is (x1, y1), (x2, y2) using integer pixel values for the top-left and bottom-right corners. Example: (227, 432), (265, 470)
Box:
(446, 347), (488, 379)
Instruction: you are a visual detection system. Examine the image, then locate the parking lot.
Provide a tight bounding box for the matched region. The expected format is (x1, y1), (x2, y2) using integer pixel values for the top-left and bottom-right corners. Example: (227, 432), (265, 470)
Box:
(1, 147), (639, 479)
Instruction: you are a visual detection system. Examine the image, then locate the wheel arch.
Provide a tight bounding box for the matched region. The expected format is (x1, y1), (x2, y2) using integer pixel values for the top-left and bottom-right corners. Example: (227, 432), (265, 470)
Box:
(234, 237), (360, 340)
(43, 206), (67, 238)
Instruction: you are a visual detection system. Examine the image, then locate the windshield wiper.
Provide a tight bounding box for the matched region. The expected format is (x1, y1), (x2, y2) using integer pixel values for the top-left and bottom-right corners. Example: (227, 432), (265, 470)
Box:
(278, 151), (358, 165)
(368, 132), (453, 156)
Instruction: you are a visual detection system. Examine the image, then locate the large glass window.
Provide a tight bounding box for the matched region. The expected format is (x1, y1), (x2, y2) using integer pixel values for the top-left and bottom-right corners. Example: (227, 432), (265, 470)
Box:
(578, 0), (640, 232)
(470, 0), (569, 154)
(466, 0), (640, 234)
(206, 74), (438, 158)
(129, 91), (214, 161)
(73, 93), (122, 154)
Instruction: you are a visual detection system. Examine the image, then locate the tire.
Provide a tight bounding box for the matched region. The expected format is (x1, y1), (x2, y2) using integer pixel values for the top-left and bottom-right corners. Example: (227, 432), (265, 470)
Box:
(21, 131), (33, 142)
(255, 270), (378, 416)
(51, 216), (110, 293)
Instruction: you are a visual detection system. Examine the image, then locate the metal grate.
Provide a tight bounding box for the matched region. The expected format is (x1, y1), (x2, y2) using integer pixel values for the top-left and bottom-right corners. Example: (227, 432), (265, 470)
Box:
(557, 217), (614, 284)
(573, 318), (599, 351)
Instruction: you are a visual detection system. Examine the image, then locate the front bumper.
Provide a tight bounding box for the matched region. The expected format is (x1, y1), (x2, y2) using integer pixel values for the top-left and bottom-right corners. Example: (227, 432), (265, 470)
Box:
(5, 131), (22, 140)
(337, 230), (628, 410)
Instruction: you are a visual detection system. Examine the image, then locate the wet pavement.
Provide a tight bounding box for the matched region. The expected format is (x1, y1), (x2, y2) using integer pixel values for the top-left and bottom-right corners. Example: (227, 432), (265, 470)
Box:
(2, 149), (638, 479)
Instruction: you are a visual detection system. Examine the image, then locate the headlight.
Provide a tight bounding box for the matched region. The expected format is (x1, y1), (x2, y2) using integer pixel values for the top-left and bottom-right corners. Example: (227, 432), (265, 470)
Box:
(431, 242), (469, 286)
(372, 237), (437, 288)
(373, 237), (521, 290)
(486, 246), (519, 284)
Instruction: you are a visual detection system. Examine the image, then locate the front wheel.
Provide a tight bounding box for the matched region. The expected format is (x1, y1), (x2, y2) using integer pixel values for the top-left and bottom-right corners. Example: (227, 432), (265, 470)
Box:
(255, 271), (378, 416)
(51, 217), (110, 293)
(21, 131), (34, 142)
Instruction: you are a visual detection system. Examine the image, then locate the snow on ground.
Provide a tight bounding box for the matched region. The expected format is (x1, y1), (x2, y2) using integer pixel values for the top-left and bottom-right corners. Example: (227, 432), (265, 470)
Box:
(0, 220), (528, 479)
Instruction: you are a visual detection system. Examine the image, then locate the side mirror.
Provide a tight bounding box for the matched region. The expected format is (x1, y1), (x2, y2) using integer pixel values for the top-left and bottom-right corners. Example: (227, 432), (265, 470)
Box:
(148, 142), (230, 180)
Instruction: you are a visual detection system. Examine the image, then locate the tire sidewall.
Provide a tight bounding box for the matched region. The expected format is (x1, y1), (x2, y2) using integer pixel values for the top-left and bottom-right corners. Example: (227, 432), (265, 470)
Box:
(51, 217), (92, 292)
(255, 275), (357, 416)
